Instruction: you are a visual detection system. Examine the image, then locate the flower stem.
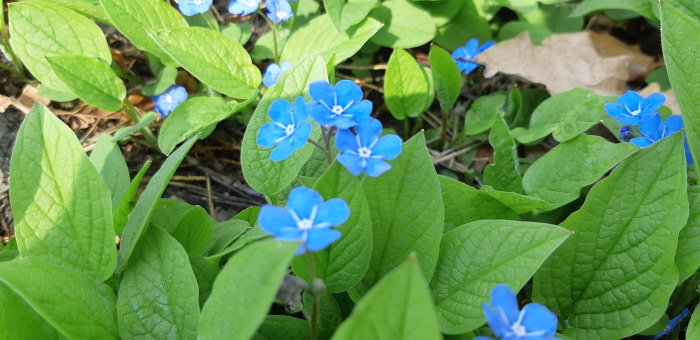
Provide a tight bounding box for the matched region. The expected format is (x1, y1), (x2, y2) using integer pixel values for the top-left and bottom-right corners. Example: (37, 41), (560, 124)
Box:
(123, 100), (158, 146)
(306, 251), (319, 340)
(260, 12), (280, 64)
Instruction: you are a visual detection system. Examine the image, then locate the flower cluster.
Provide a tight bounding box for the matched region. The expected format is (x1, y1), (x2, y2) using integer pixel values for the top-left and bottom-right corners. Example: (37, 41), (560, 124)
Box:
(452, 38), (494, 75)
(257, 80), (403, 177)
(605, 91), (693, 164)
(151, 85), (188, 118)
(178, 0), (296, 22)
(478, 285), (559, 340)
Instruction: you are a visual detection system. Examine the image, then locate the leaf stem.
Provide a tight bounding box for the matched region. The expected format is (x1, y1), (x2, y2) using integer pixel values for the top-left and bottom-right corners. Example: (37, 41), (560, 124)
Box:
(259, 12), (280, 63)
(306, 251), (319, 340)
(123, 100), (158, 146)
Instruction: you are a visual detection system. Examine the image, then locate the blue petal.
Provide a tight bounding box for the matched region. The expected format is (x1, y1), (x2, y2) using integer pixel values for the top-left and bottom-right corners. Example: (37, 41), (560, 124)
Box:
(519, 303), (558, 337)
(473, 337), (495, 340)
(617, 115), (642, 126)
(604, 103), (626, 119)
(482, 302), (511, 338)
(228, 0), (260, 15)
(451, 47), (469, 61)
(307, 102), (331, 126)
(372, 134), (402, 160)
(364, 158), (392, 177)
(663, 115), (684, 137)
(259, 205), (297, 236)
(266, 0), (293, 22)
(458, 61), (479, 74)
(337, 153), (365, 176)
(357, 117), (382, 147)
(331, 115), (358, 129)
(336, 128), (359, 153)
(314, 198), (350, 227)
(268, 98), (294, 125)
(490, 285), (520, 325)
(309, 81), (336, 106)
(280, 61), (292, 72)
(257, 123), (286, 148)
(641, 92), (666, 113)
(179, 0), (212, 16)
(345, 100), (373, 121)
(305, 228), (341, 252)
(477, 40), (495, 54)
(464, 38), (480, 58)
(270, 138), (294, 161)
(617, 91), (644, 109)
(638, 113), (663, 140)
(152, 85), (188, 117)
(334, 80), (363, 107)
(262, 63), (282, 88)
(630, 137), (654, 148)
(293, 96), (309, 123)
(290, 122), (312, 150)
(287, 186), (324, 220)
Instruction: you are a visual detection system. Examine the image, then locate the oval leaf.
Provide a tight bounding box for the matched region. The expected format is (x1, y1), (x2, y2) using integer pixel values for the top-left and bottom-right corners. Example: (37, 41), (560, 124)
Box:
(384, 48), (434, 119)
(369, 0), (436, 48)
(48, 56), (126, 111)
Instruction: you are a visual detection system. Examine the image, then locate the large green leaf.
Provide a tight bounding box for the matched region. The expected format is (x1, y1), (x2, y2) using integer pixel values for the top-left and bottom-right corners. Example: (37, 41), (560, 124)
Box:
(688, 306), (700, 339)
(571, 0), (658, 20)
(522, 134), (637, 210)
(463, 93), (506, 136)
(511, 88), (605, 144)
(324, 0), (378, 31)
(429, 45), (461, 113)
(333, 258), (441, 340)
(479, 185), (548, 214)
(676, 186), (700, 283)
(159, 97), (251, 155)
(198, 239), (297, 340)
(439, 176), (519, 232)
(117, 227), (199, 340)
(113, 160), (151, 234)
(483, 116), (523, 193)
(384, 48), (434, 119)
(47, 56), (126, 111)
(9, 1), (111, 93)
(292, 162), (373, 293)
(280, 15), (382, 65)
(661, 0), (700, 177)
(89, 133), (130, 209)
(51, 0), (110, 23)
(241, 56), (327, 196)
(355, 133), (444, 295)
(171, 205), (213, 255)
(432, 0), (490, 51)
(533, 133), (689, 339)
(369, 0), (436, 48)
(151, 28), (261, 100)
(252, 316), (311, 340)
(118, 137), (198, 272)
(416, 0), (463, 27)
(100, 0), (187, 64)
(0, 258), (118, 339)
(10, 104), (117, 280)
(431, 220), (569, 334)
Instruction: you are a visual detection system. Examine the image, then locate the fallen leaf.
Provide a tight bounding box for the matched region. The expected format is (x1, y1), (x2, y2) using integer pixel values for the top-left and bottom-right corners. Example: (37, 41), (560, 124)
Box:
(588, 31), (660, 80)
(639, 82), (681, 115)
(476, 31), (632, 95)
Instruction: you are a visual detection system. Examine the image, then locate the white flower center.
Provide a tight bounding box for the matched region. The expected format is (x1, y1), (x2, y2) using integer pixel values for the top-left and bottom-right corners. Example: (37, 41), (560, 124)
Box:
(511, 323), (527, 336)
(164, 94), (173, 103)
(297, 219), (313, 230)
(277, 10), (288, 18)
(358, 146), (372, 158)
(284, 124), (295, 136)
(331, 105), (344, 115)
(190, 0), (204, 4)
(626, 103), (642, 116)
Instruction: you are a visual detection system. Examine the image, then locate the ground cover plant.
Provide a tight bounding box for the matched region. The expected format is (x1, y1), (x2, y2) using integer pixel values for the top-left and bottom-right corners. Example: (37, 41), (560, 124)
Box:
(0, 0), (699, 339)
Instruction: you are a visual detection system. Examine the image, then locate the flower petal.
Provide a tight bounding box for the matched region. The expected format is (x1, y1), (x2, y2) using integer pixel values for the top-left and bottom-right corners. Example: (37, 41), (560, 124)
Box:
(371, 134), (402, 160)
(314, 198), (350, 227)
(266, 0), (293, 22)
(630, 137), (654, 148)
(336, 128), (359, 153)
(364, 158), (392, 177)
(263, 63), (282, 88)
(357, 117), (382, 147)
(293, 96), (309, 122)
(477, 40), (495, 54)
(305, 228), (341, 252)
(604, 103), (626, 119)
(685, 140), (694, 165)
(641, 92), (666, 113)
(337, 153), (365, 176)
(259, 205), (297, 236)
(334, 80), (363, 107)
(490, 285), (520, 325)
(458, 61), (479, 74)
(280, 61), (292, 72)
(257, 123), (286, 148)
(270, 138), (295, 161)
(345, 100), (373, 121)
(307, 102), (331, 126)
(663, 115), (684, 137)
(451, 46), (468, 61)
(482, 302), (511, 338)
(309, 80), (336, 106)
(519, 303), (558, 337)
(331, 115), (358, 129)
(287, 186), (324, 220)
(464, 38), (480, 58)
(290, 122), (312, 150)
(268, 98), (294, 126)
(617, 91), (644, 108)
(638, 112), (663, 140)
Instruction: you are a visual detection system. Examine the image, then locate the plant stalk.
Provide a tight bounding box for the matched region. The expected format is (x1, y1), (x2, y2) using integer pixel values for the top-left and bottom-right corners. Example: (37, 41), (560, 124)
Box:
(306, 251), (319, 340)
(123, 100), (158, 146)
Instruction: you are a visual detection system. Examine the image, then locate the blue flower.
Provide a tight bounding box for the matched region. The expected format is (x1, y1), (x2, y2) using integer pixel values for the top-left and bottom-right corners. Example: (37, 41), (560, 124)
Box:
(263, 61), (292, 88)
(654, 308), (690, 340)
(266, 0), (293, 22)
(151, 85), (188, 118)
(605, 91), (665, 125)
(619, 126), (631, 140)
(228, 0), (260, 16)
(336, 117), (402, 177)
(259, 186), (350, 255)
(452, 38), (494, 75)
(306, 80), (372, 128)
(257, 97), (312, 161)
(630, 113), (683, 148)
(476, 285), (559, 340)
(178, 0), (213, 16)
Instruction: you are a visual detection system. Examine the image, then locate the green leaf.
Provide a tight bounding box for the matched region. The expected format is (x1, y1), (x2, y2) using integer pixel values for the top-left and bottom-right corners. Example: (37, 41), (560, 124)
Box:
(464, 93), (506, 135)
(142, 66), (178, 97)
(9, 1), (111, 93)
(252, 316), (311, 340)
(533, 133), (689, 339)
(384, 48), (434, 119)
(206, 219), (250, 256)
(429, 45), (461, 113)
(90, 133), (130, 209)
(325, 0), (378, 31)
(198, 239), (298, 340)
(688, 306), (700, 339)
(188, 254), (220, 307)
(302, 293), (343, 339)
(483, 116), (523, 193)
(99, 0), (187, 64)
(47, 56), (126, 111)
(522, 134), (638, 210)
(676, 186), (700, 283)
(10, 104), (117, 280)
(571, 0), (658, 21)
(51, 0), (110, 23)
(221, 22), (254, 45)
(479, 185), (548, 213)
(241, 56), (327, 196)
(498, 21), (552, 45)
(118, 137), (198, 272)
(159, 96), (251, 155)
(431, 220), (570, 334)
(280, 15), (382, 65)
(0, 282), (60, 339)
(151, 28), (261, 99)
(432, 0), (490, 51)
(439, 176), (519, 232)
(112, 111), (158, 142)
(661, 0), (700, 178)
(415, 0), (463, 27)
(171, 205), (213, 254)
(355, 133), (444, 295)
(117, 226), (199, 340)
(0, 258), (118, 339)
(332, 258), (442, 340)
(113, 160), (151, 234)
(292, 162), (373, 293)
(369, 0), (436, 48)
(511, 88), (605, 144)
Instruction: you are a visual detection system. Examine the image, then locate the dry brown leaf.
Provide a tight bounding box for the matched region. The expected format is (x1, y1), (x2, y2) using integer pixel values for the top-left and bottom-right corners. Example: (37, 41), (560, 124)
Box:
(476, 31), (632, 95)
(588, 31), (660, 80)
(639, 82), (681, 115)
